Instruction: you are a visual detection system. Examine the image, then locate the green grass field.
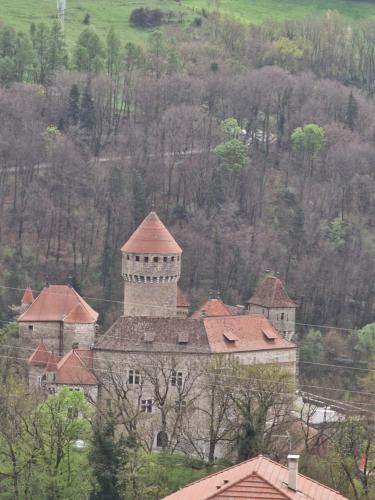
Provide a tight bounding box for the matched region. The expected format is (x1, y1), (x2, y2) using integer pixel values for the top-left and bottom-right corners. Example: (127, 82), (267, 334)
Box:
(1, 0), (375, 46)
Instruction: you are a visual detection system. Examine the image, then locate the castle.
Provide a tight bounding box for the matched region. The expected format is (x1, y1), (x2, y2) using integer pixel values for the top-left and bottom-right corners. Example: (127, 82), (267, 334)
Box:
(22, 211), (297, 455)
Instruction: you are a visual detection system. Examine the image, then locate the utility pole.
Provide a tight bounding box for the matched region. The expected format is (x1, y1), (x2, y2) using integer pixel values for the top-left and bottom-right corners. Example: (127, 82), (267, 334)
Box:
(57, 0), (66, 32)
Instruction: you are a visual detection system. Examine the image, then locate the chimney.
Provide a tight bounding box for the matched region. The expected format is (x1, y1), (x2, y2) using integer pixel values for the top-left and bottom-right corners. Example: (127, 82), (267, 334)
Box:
(287, 454), (299, 491)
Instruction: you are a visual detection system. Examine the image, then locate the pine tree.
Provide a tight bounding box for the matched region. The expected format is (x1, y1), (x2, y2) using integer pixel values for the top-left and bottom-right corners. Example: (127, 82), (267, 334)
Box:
(80, 84), (95, 130)
(68, 84), (80, 125)
(345, 91), (358, 132)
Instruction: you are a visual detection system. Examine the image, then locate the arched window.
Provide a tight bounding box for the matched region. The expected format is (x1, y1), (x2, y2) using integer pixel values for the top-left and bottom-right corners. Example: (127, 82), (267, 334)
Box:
(156, 431), (168, 448)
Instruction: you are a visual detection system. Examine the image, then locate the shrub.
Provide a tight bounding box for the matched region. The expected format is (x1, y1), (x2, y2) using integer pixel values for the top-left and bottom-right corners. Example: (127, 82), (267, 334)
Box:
(129, 8), (164, 28)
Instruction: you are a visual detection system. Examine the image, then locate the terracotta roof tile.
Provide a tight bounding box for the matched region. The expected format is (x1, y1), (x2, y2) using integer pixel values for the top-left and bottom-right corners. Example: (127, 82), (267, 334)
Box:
(121, 211), (182, 254)
(248, 277), (296, 308)
(192, 299), (232, 319)
(18, 285), (98, 324)
(203, 315), (295, 353)
(63, 303), (97, 324)
(28, 342), (50, 366)
(94, 317), (210, 354)
(21, 287), (34, 305)
(162, 455), (348, 500)
(177, 287), (190, 308)
(55, 350), (97, 385)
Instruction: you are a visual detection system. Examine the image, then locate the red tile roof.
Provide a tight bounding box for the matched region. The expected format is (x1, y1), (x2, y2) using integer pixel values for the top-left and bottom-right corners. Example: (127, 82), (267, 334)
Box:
(162, 455), (347, 500)
(192, 299), (232, 319)
(55, 350), (97, 385)
(21, 287), (34, 305)
(28, 341), (50, 366)
(247, 277), (296, 308)
(121, 211), (182, 254)
(18, 285), (98, 324)
(203, 315), (295, 353)
(27, 345), (97, 386)
(177, 287), (190, 308)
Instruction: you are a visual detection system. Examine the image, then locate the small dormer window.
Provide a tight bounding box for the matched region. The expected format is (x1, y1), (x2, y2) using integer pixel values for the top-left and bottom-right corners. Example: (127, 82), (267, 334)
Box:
(154, 256), (159, 263)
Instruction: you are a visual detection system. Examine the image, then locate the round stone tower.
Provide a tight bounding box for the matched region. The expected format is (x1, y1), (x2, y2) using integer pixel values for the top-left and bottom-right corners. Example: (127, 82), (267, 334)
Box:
(121, 211), (182, 317)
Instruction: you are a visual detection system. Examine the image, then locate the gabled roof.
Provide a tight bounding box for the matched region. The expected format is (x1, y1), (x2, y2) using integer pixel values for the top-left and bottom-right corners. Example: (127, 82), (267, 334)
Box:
(177, 287), (190, 308)
(55, 350), (97, 385)
(162, 455), (347, 500)
(204, 315), (295, 353)
(28, 341), (50, 366)
(247, 276), (296, 308)
(192, 299), (232, 319)
(121, 211), (182, 254)
(21, 287), (34, 305)
(27, 345), (97, 386)
(18, 285), (98, 324)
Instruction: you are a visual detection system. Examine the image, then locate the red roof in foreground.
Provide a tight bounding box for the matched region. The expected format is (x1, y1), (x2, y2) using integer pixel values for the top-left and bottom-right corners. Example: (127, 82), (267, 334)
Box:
(203, 315), (295, 353)
(162, 455), (347, 500)
(192, 299), (232, 319)
(28, 344), (97, 386)
(121, 211), (182, 254)
(177, 287), (190, 308)
(21, 287), (35, 305)
(248, 276), (296, 308)
(18, 285), (98, 324)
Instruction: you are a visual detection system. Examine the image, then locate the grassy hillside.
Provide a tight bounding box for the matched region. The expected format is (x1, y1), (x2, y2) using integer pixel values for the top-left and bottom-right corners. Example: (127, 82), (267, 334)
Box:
(1, 0), (375, 46)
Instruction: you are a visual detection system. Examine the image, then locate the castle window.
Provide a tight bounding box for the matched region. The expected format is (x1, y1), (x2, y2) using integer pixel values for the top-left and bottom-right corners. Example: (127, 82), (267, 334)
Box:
(280, 312), (285, 320)
(29, 325), (33, 331)
(144, 256), (149, 262)
(129, 369), (140, 385)
(127, 255), (130, 260)
(175, 400), (187, 412)
(153, 277), (157, 282)
(163, 256), (168, 262)
(135, 256), (140, 262)
(141, 399), (152, 413)
(140, 276), (144, 281)
(171, 256), (175, 262)
(153, 256), (159, 263)
(134, 275), (138, 280)
(146, 276), (151, 282)
(171, 370), (183, 387)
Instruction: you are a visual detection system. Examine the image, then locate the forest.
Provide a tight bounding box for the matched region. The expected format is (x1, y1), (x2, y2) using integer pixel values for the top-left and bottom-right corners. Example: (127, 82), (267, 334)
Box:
(1, 9), (375, 498)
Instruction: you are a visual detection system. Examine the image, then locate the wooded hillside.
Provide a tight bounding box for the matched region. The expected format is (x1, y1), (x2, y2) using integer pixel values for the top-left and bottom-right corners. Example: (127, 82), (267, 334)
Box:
(0, 14), (374, 333)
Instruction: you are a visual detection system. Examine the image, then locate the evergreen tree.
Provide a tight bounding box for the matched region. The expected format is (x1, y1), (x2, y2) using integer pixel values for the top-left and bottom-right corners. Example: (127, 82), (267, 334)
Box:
(68, 84), (80, 125)
(48, 21), (66, 73)
(345, 91), (358, 131)
(80, 84), (95, 130)
(90, 418), (129, 500)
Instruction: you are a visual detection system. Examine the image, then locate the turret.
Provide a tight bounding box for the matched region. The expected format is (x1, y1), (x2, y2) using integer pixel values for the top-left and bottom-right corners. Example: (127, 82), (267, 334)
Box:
(246, 276), (297, 340)
(121, 211), (182, 317)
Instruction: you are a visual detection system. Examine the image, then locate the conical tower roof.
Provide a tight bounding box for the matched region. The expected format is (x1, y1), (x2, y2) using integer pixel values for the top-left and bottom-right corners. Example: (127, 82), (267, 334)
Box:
(21, 287), (34, 305)
(121, 211), (182, 254)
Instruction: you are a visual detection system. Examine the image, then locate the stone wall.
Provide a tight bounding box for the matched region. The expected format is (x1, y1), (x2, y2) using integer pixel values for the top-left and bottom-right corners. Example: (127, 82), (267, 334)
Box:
(19, 321), (61, 354)
(122, 252), (181, 317)
(63, 323), (96, 351)
(249, 305), (296, 338)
